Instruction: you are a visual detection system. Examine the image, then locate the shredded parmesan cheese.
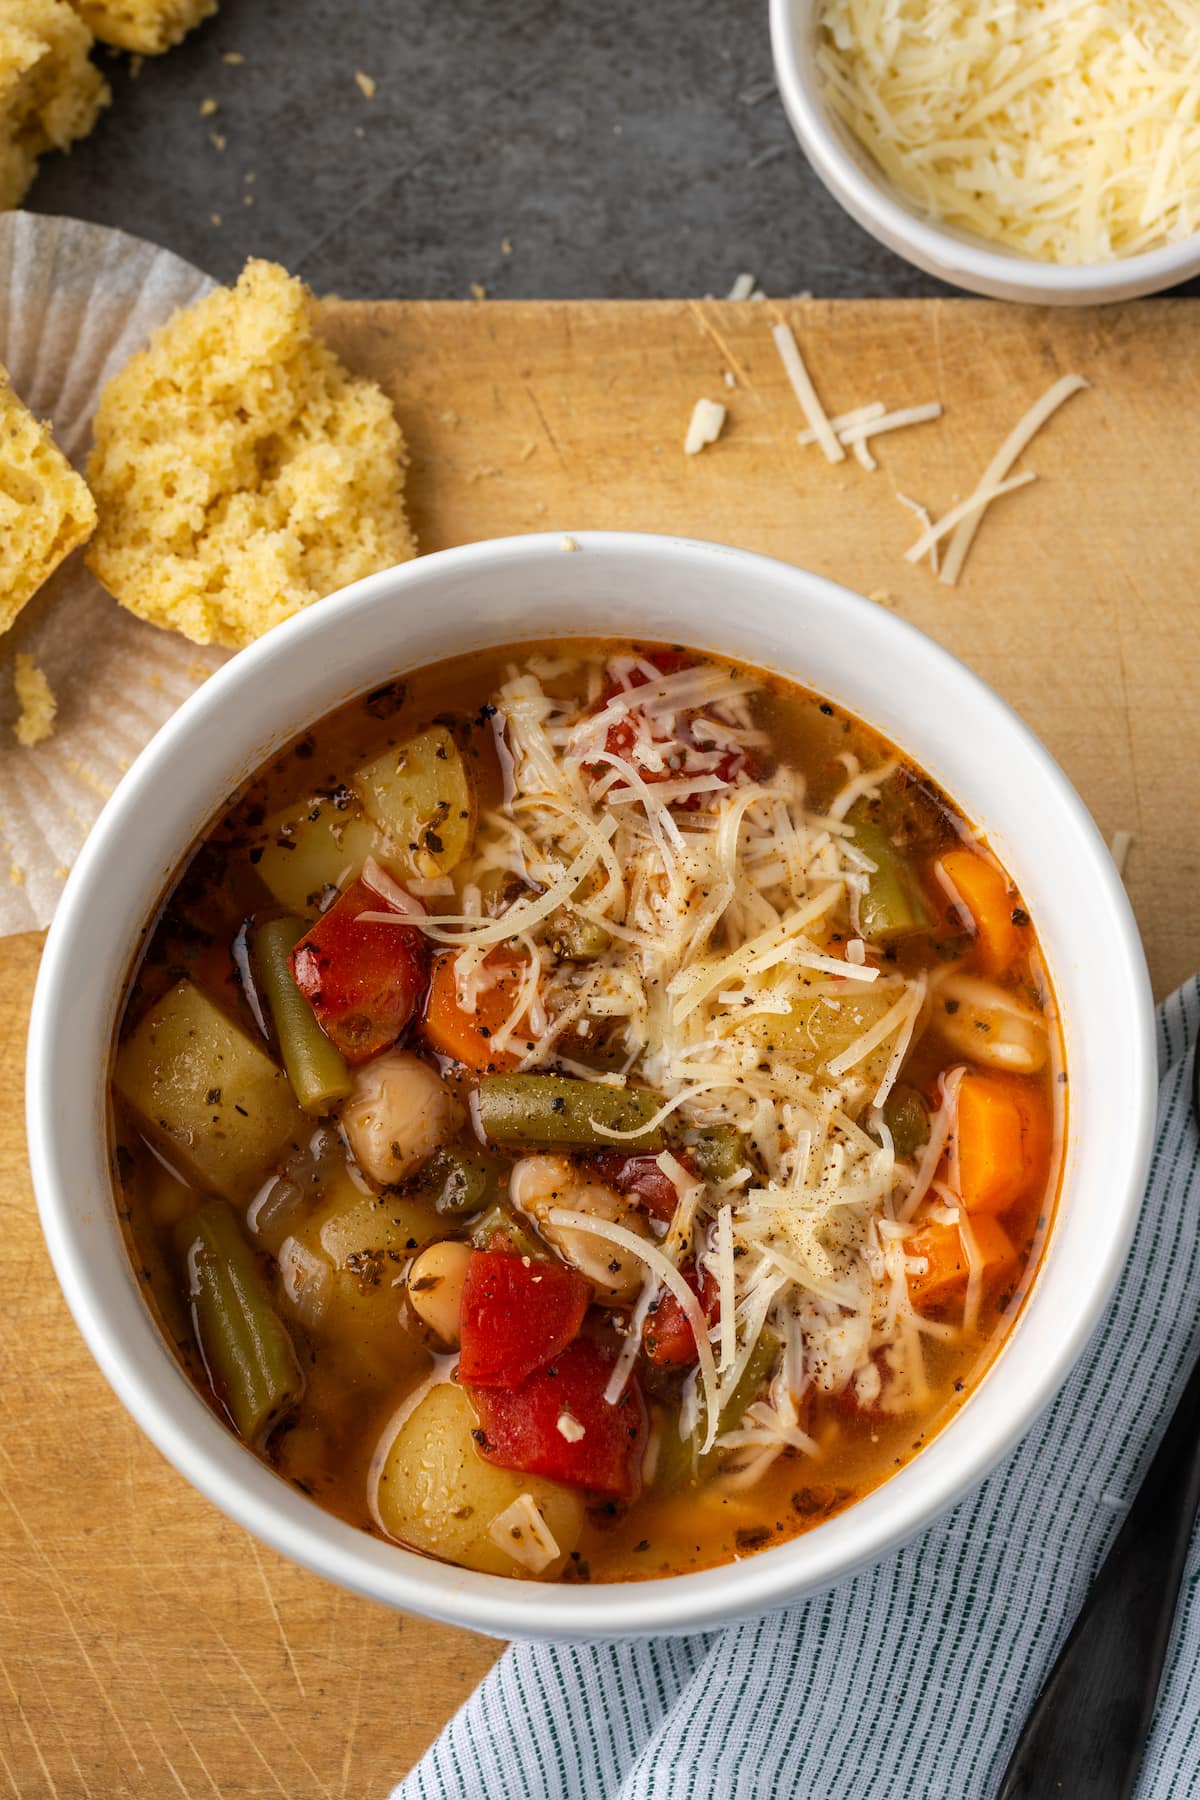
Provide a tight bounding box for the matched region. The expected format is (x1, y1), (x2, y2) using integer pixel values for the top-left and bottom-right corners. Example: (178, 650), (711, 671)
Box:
(938, 376), (1089, 585)
(771, 322), (844, 463)
(487, 1495), (561, 1574)
(684, 398), (728, 454)
(429, 651), (1033, 1473)
(816, 1), (1200, 265)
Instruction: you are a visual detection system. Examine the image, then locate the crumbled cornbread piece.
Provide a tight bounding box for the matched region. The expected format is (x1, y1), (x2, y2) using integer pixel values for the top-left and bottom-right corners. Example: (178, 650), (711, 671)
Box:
(0, 0), (109, 208)
(86, 259), (416, 648)
(353, 69), (375, 99)
(13, 652), (55, 745)
(71, 0), (215, 55)
(0, 364), (97, 631)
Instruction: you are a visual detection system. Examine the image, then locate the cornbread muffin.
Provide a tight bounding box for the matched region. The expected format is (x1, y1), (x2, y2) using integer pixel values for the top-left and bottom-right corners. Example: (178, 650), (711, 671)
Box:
(87, 259), (417, 649)
(0, 0), (109, 209)
(71, 0), (215, 55)
(0, 363), (97, 631)
(13, 652), (55, 745)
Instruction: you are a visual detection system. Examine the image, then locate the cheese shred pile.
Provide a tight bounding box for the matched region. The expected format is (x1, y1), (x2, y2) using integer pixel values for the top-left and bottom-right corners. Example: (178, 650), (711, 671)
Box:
(404, 652), (1011, 1487)
(816, 0), (1200, 264)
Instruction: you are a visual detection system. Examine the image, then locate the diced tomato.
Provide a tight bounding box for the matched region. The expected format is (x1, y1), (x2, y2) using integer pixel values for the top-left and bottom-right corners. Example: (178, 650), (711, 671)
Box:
(458, 1251), (590, 1389)
(421, 948), (530, 1073)
(642, 1264), (719, 1365)
(466, 1338), (646, 1499)
(583, 1150), (694, 1221)
(596, 649), (694, 713)
(588, 651), (755, 806)
(290, 877), (427, 1065)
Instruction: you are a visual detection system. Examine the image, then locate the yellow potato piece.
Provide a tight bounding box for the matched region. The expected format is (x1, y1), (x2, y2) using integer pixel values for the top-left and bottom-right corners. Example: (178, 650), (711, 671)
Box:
(255, 799), (390, 914)
(114, 981), (306, 1200)
(375, 1383), (583, 1577)
(286, 1172), (442, 1353)
(354, 725), (474, 879)
(745, 979), (907, 1091)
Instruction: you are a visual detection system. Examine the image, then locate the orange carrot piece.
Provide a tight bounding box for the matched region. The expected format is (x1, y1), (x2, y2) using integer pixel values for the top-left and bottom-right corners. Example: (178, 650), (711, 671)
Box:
(953, 1071), (1052, 1215)
(936, 846), (1021, 977)
(907, 1213), (1016, 1308)
(421, 950), (530, 1073)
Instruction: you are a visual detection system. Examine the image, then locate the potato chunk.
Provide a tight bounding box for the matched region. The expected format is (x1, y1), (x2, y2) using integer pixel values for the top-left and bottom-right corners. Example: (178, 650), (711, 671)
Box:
(254, 799), (390, 914)
(375, 1383), (583, 1577)
(114, 982), (306, 1200)
(354, 726), (474, 879)
(744, 977), (910, 1093)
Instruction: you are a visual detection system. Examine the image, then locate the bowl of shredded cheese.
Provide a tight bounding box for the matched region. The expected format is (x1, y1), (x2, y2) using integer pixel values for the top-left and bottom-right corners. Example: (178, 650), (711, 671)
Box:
(770, 0), (1200, 302)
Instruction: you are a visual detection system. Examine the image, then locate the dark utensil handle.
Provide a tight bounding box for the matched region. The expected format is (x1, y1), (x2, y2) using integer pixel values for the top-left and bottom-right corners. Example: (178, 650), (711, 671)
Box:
(996, 1044), (1200, 1800)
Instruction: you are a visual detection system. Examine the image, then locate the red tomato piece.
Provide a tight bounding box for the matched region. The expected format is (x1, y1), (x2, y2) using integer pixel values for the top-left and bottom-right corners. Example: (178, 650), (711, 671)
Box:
(591, 651), (756, 805)
(458, 1251), (590, 1389)
(467, 1338), (647, 1499)
(583, 1151), (691, 1221)
(642, 1263), (719, 1365)
(290, 877), (427, 1065)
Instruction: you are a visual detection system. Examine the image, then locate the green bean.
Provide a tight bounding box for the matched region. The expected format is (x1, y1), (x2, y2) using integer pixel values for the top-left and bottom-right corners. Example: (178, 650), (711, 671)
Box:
(475, 1074), (666, 1150)
(656, 1328), (782, 1490)
(689, 1125), (745, 1183)
(469, 1202), (546, 1260)
(848, 808), (931, 942)
(177, 1200), (304, 1443)
(882, 1085), (930, 1159)
(547, 906), (611, 961)
(252, 916), (354, 1114)
(414, 1145), (498, 1216)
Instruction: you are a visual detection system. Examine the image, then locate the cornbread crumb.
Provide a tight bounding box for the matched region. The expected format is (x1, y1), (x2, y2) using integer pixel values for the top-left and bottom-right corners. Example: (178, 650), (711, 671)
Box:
(13, 653), (56, 746)
(220, 48), (241, 63)
(73, 0), (216, 55)
(86, 259), (417, 649)
(354, 69), (375, 99)
(0, 0), (109, 207)
(470, 282), (487, 301)
(198, 94), (216, 116)
(0, 364), (97, 632)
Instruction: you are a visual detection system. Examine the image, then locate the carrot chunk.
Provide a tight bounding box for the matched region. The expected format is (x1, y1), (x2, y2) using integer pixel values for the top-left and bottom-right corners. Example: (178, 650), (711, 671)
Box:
(936, 846), (1023, 977)
(421, 949), (530, 1073)
(954, 1070), (1052, 1215)
(907, 1213), (1016, 1308)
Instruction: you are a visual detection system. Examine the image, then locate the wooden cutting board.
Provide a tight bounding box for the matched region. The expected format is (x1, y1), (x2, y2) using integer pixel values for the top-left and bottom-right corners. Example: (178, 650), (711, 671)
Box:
(3, 298), (1197, 1800)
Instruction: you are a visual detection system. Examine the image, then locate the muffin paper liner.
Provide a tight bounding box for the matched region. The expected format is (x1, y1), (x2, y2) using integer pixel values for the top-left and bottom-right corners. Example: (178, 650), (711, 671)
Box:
(0, 213), (227, 936)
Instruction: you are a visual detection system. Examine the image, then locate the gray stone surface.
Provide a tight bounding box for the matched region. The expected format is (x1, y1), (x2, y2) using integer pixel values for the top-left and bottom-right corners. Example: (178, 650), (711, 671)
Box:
(28, 0), (1200, 300)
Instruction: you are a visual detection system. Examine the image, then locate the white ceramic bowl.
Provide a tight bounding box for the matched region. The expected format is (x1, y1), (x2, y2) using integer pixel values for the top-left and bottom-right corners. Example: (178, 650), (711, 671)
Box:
(27, 533), (1156, 1640)
(770, 0), (1200, 304)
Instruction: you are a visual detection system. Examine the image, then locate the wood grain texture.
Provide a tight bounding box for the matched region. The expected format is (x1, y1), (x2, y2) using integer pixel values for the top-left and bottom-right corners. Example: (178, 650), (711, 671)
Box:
(4, 298), (1197, 1797)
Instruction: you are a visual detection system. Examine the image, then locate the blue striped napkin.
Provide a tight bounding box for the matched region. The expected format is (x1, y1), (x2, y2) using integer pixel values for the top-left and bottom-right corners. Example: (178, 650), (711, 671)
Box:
(396, 979), (1200, 1800)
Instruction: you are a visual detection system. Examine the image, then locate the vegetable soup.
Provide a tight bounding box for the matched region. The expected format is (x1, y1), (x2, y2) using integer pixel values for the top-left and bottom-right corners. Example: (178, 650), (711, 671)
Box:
(110, 641), (1063, 1582)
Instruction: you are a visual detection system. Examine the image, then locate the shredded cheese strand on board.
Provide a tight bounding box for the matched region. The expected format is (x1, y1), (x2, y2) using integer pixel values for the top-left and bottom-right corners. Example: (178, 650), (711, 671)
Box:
(939, 375), (1089, 585)
(771, 321), (845, 463)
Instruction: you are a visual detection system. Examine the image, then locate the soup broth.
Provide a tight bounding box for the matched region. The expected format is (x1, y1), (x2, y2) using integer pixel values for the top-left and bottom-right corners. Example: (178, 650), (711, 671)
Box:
(110, 640), (1062, 1583)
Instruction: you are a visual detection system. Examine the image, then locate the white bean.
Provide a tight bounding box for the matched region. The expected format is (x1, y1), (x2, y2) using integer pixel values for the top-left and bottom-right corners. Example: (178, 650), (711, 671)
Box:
(934, 973), (1047, 1074)
(407, 1240), (473, 1347)
(340, 1050), (463, 1185)
(509, 1154), (648, 1300)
